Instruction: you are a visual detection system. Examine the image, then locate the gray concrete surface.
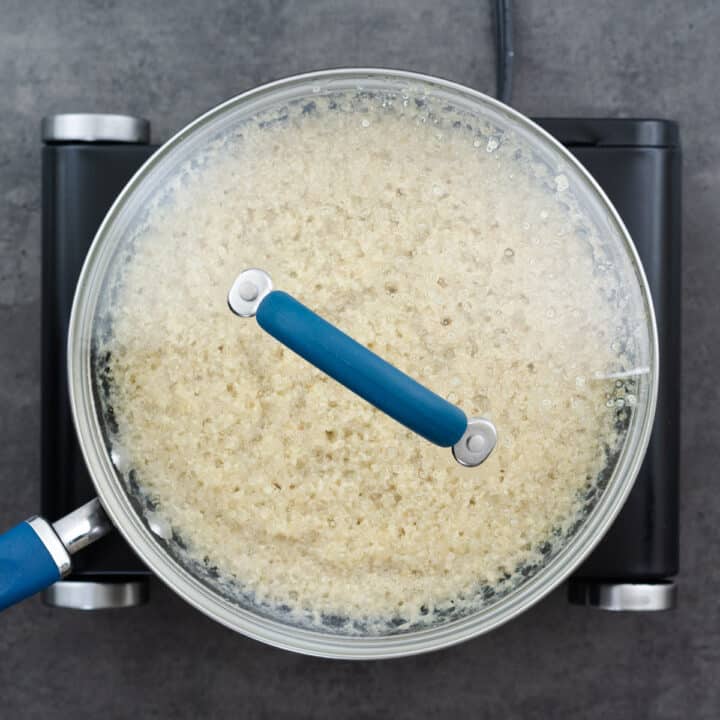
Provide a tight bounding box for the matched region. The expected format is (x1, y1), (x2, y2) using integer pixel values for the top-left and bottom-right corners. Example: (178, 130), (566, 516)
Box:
(1, 1), (718, 718)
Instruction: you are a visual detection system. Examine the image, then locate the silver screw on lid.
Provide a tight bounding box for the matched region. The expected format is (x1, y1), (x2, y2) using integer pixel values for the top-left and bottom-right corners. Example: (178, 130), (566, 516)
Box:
(466, 434), (488, 453)
(238, 281), (259, 302)
(453, 417), (498, 467)
(228, 268), (274, 317)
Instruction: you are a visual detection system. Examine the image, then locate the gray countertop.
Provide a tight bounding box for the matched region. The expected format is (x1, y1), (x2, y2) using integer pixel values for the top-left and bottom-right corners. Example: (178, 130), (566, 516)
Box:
(1, 1), (718, 718)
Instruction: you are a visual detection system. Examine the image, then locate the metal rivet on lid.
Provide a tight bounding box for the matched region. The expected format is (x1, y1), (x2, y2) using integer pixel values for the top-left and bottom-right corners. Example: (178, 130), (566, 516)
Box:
(238, 281), (259, 302)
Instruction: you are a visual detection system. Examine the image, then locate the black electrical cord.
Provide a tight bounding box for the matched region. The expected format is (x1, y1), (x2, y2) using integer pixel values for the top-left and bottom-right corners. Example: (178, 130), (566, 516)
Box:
(494, 0), (514, 105)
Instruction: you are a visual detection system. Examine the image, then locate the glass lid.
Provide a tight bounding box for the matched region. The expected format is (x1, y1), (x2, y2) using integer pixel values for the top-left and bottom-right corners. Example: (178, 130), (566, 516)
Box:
(69, 70), (657, 655)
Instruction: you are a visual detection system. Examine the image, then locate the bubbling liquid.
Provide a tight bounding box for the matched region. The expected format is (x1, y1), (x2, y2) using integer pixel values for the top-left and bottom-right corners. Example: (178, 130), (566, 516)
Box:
(97, 90), (643, 632)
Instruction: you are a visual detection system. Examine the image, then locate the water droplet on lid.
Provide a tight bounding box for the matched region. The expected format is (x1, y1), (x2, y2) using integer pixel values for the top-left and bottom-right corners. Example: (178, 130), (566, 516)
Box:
(473, 139), (481, 148)
(504, 247), (515, 258)
(111, 447), (130, 474)
(486, 138), (499, 152)
(555, 174), (569, 192)
(615, 398), (625, 408)
(626, 394), (637, 406)
(540, 210), (549, 220)
(312, 85), (321, 94)
(522, 222), (530, 230)
(361, 118), (370, 128)
(575, 376), (586, 388)
(605, 398), (615, 407)
(147, 513), (172, 540)
(546, 308), (556, 319)
(432, 185), (443, 196)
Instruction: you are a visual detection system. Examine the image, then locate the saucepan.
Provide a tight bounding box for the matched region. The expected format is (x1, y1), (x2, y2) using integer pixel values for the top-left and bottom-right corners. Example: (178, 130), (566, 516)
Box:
(0, 69), (657, 658)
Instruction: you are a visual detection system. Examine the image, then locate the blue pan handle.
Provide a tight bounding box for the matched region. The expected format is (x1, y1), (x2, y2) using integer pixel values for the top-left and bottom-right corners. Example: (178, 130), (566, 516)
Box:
(228, 269), (497, 465)
(0, 499), (112, 611)
(0, 521), (66, 611)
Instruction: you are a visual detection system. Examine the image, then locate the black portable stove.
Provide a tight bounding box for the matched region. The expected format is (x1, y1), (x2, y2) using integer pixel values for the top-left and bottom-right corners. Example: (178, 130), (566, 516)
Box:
(40, 113), (680, 612)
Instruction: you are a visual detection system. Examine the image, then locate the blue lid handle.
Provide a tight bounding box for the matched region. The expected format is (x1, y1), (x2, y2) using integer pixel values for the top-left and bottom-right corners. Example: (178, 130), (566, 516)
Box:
(259, 290), (467, 447)
(228, 269), (497, 465)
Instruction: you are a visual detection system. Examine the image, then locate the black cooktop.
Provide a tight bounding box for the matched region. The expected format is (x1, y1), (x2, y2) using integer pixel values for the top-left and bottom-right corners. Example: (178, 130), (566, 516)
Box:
(40, 114), (680, 611)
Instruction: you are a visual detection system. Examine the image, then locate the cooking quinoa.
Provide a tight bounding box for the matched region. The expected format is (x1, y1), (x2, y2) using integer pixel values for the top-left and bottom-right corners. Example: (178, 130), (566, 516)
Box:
(99, 90), (643, 630)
